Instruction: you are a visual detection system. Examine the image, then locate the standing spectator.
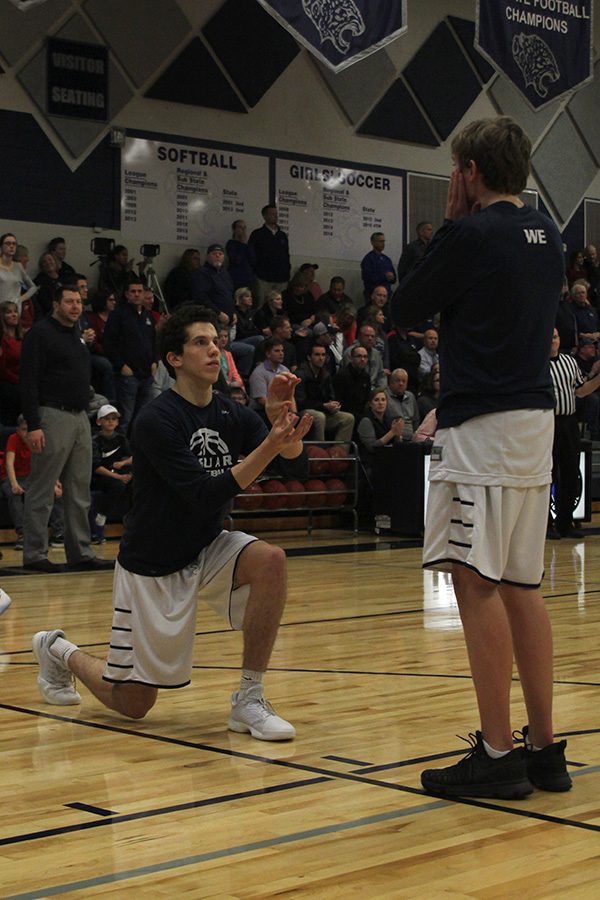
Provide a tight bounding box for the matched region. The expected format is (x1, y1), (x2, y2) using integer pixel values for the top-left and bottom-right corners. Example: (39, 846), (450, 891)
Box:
(549, 328), (600, 537)
(226, 220), (255, 291)
(333, 344), (371, 422)
(91, 405), (132, 543)
(360, 232), (396, 301)
(19, 283), (110, 572)
(295, 343), (354, 443)
(1, 414), (64, 550)
(98, 245), (135, 299)
(397, 221), (433, 281)
(0, 232), (37, 309)
(248, 204), (291, 306)
(0, 300), (23, 423)
(88, 290), (117, 354)
(164, 248), (202, 310)
(103, 277), (157, 435)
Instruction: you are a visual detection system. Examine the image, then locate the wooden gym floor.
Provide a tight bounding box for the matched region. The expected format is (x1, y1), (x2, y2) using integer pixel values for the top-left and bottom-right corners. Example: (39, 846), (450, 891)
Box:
(0, 527), (599, 898)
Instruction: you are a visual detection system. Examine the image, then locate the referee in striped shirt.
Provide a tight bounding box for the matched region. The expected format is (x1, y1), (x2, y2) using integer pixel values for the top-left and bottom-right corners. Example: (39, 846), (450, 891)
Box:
(549, 328), (600, 538)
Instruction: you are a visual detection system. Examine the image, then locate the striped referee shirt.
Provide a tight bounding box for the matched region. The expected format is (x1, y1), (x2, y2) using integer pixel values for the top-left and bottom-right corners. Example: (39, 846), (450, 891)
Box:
(549, 352), (585, 416)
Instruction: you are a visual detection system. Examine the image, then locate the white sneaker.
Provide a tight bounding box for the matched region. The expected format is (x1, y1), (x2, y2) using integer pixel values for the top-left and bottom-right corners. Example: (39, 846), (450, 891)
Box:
(32, 630), (81, 705)
(0, 588), (11, 616)
(228, 684), (295, 741)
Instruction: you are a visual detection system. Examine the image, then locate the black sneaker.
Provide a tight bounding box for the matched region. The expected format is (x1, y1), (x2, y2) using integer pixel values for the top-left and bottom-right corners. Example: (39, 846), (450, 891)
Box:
(421, 731), (533, 800)
(514, 726), (572, 792)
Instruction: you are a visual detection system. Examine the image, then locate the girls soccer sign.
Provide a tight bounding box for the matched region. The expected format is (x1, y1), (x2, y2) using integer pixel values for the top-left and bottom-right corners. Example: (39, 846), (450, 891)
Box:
(475, 0), (593, 109)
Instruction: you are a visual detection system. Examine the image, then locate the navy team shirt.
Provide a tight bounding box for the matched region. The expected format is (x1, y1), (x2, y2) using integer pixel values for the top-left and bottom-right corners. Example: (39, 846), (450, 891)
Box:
(119, 390), (306, 576)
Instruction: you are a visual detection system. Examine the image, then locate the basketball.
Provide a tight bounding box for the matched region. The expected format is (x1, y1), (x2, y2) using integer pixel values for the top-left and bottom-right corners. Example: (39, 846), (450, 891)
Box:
(304, 478), (327, 508)
(284, 480), (306, 509)
(235, 482), (263, 511)
(325, 478), (347, 506)
(306, 445), (330, 476)
(328, 445), (350, 475)
(261, 478), (288, 510)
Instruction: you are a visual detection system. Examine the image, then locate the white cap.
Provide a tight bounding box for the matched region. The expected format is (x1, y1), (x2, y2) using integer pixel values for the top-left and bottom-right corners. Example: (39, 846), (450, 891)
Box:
(96, 404), (120, 422)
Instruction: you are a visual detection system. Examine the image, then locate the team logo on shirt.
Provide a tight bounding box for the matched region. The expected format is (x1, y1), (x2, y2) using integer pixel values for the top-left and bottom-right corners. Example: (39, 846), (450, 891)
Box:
(190, 427), (233, 475)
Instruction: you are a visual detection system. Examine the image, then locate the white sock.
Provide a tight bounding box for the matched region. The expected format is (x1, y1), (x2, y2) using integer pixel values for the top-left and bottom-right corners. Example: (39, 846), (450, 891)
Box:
(524, 733), (543, 752)
(240, 669), (263, 692)
(483, 738), (511, 759)
(95, 513), (107, 527)
(49, 636), (79, 667)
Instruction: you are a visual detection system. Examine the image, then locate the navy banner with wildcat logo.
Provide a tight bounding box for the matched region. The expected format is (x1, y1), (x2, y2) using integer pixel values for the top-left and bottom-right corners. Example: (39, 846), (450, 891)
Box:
(475, 0), (593, 110)
(256, 0), (407, 73)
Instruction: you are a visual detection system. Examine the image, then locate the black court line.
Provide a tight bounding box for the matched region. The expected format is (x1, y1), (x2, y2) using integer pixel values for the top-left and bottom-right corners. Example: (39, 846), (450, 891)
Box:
(0, 776), (330, 848)
(2, 702), (600, 841)
(284, 539), (421, 557)
(64, 803), (117, 817)
(323, 755), (373, 767)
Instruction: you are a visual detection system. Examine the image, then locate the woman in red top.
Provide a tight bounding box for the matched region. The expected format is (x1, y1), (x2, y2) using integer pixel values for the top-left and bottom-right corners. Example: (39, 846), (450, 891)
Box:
(88, 289), (117, 354)
(0, 300), (22, 424)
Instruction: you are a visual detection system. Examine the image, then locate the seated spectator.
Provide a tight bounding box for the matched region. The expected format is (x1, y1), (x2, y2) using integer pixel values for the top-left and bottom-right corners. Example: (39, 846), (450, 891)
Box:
(356, 285), (391, 332)
(574, 337), (600, 440)
(312, 320), (340, 376)
(47, 236), (76, 281)
(282, 272), (316, 327)
(164, 248), (201, 310)
(357, 389), (404, 464)
(191, 243), (234, 324)
(295, 343), (354, 444)
(254, 289), (284, 336)
(418, 328), (439, 382)
(334, 344), (371, 423)
(316, 276), (353, 317)
(226, 220), (255, 291)
(228, 384), (249, 406)
(1, 414), (64, 550)
(386, 368), (419, 440)
(571, 280), (600, 341)
(217, 326), (244, 387)
(91, 405), (132, 543)
(335, 302), (357, 347)
(556, 279), (578, 352)
(34, 252), (62, 319)
(248, 337), (289, 410)
(88, 289), (117, 353)
(343, 323), (387, 389)
(387, 327), (421, 393)
(143, 286), (167, 330)
(418, 364), (440, 419)
(362, 305), (390, 371)
(15, 244), (29, 271)
(298, 263), (322, 300)
(78, 294), (117, 406)
(585, 244), (600, 307)
(270, 314), (297, 371)
(567, 249), (587, 287)
(0, 300), (23, 424)
(233, 286), (264, 350)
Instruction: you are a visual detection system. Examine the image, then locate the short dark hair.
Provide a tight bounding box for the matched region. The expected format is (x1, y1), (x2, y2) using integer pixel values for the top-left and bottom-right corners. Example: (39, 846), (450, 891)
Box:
(159, 305), (219, 377)
(370, 231), (384, 242)
(270, 314), (290, 332)
(262, 203), (276, 217)
(91, 289), (115, 313)
(48, 236), (65, 251)
(451, 116), (531, 195)
(53, 282), (80, 303)
(330, 276), (345, 288)
(125, 274), (145, 291)
(262, 337), (283, 355)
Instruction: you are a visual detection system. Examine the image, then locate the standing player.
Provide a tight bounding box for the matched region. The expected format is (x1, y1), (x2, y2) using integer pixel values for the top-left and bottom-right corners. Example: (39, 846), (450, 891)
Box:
(32, 305), (312, 741)
(392, 117), (571, 798)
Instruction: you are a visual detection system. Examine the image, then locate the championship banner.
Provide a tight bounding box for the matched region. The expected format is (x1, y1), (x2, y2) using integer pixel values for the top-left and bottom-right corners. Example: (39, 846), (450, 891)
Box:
(475, 0), (593, 109)
(256, 0), (407, 72)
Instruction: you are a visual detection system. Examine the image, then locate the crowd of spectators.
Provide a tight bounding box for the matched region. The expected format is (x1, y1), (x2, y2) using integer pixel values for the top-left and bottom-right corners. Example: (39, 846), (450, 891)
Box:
(2, 210), (593, 544)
